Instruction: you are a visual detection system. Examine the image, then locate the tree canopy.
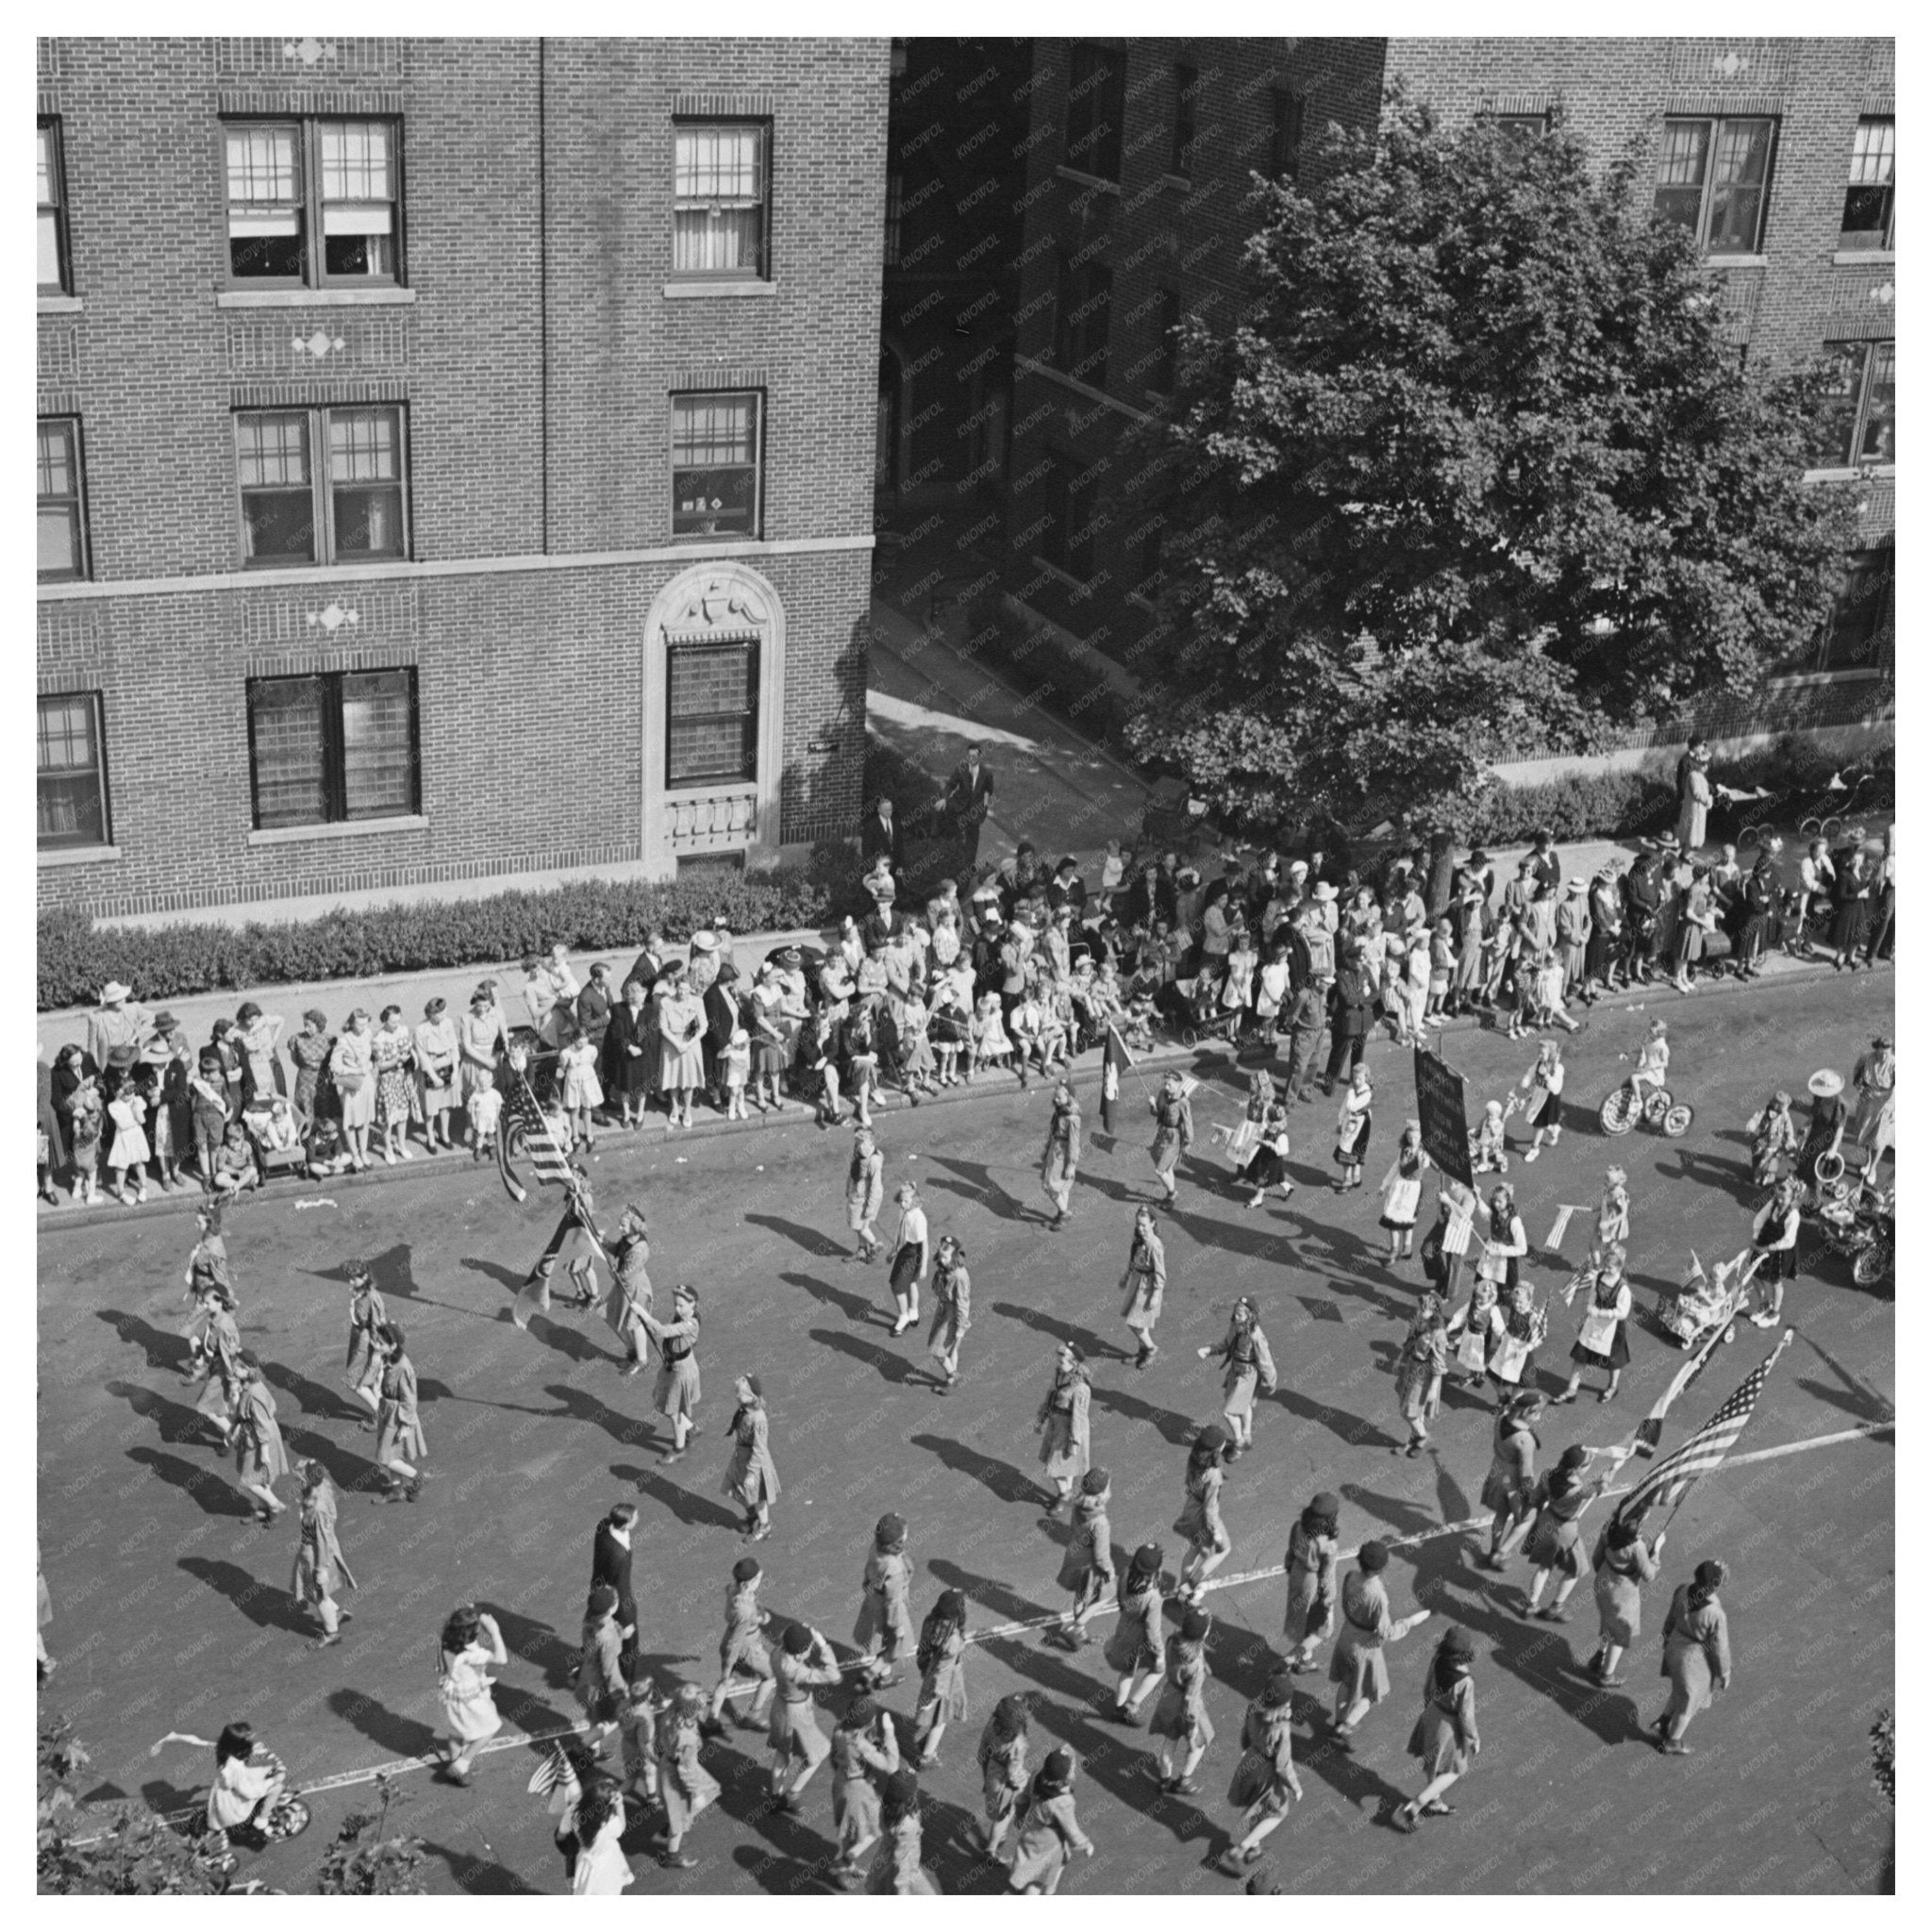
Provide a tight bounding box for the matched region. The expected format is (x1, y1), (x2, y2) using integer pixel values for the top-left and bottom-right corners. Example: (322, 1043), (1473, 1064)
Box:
(1129, 90), (1859, 834)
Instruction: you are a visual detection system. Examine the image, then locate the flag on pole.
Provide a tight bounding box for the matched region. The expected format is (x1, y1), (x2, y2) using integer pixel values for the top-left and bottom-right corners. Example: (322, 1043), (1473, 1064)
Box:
(1101, 1024), (1133, 1134)
(1613, 1329), (1793, 1526)
(1630, 1276), (1741, 1457)
(496, 1044), (575, 1204)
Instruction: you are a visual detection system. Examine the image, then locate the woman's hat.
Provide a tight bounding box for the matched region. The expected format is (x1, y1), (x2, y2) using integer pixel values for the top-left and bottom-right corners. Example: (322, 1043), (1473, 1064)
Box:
(1566, 877), (1587, 892)
(1180, 1607), (1211, 1642)
(1807, 1070), (1844, 1098)
(1693, 1558), (1728, 1591)
(99, 981), (132, 1004)
(107, 1043), (137, 1069)
(1080, 1467), (1110, 1494)
(876, 1512), (907, 1546)
(674, 1282), (700, 1307)
(779, 948), (804, 967)
(151, 1010), (179, 1035)
(1132, 1541), (1163, 1572)
(1310, 1491), (1341, 1520)
(1557, 1444), (1589, 1471)
(1358, 1539), (1391, 1573)
(589, 1585), (620, 1617)
(691, 930), (718, 954)
(141, 1036), (174, 1064)
(742, 1374), (763, 1399)
(1260, 1668), (1295, 1709)
(782, 1623), (813, 1656)
(1439, 1625), (1477, 1662)
(1312, 881), (1339, 903)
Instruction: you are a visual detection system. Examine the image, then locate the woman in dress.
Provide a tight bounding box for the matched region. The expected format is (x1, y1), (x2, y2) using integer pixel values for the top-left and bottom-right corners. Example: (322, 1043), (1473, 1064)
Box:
(1522, 1443), (1627, 1621)
(911, 1588), (971, 1768)
(1393, 1291), (1450, 1457)
(1200, 1295), (1276, 1456)
(975, 1693), (1031, 1858)
(1147, 1068), (1193, 1204)
(1392, 1625), (1481, 1832)
(1851, 1035), (1895, 1152)
(1008, 1747), (1096, 1895)
(328, 1008), (376, 1172)
(924, 1234), (971, 1392)
(1050, 1467), (1115, 1650)
(1474, 1391), (1544, 1569)
(555, 1014), (605, 1155)
(412, 998), (459, 1152)
(373, 1323), (429, 1503)
(367, 1005), (416, 1165)
(435, 1603), (508, 1784)
(341, 1260), (389, 1423)
(1334, 1062), (1374, 1191)
(1796, 1070), (1850, 1199)
(1555, 1244), (1634, 1404)
(1103, 1541), (1167, 1724)
(234, 1003), (285, 1108)
(1377, 1121), (1431, 1262)
(866, 1767), (941, 1894)
(1149, 1604), (1215, 1794)
(1829, 846), (1874, 971)
(656, 964), (707, 1130)
(1487, 1279), (1549, 1405)
(654, 1682), (722, 1867)
(287, 1010), (332, 1132)
(853, 1512), (918, 1689)
(1283, 1491), (1341, 1673)
(886, 1181), (929, 1336)
(829, 1693), (901, 1885)
(457, 990), (503, 1125)
(1237, 1101), (1295, 1211)
(1654, 1558), (1733, 1755)
(1672, 866), (1719, 992)
(641, 1283), (702, 1462)
(1329, 1540), (1432, 1745)
(231, 1354), (291, 1524)
(767, 1622), (842, 1811)
(1589, 1514), (1665, 1687)
(845, 1124), (886, 1263)
(568, 1779), (633, 1895)
(291, 1459), (354, 1648)
(204, 1721), (299, 1854)
(1034, 1341), (1091, 1512)
(603, 977), (654, 1129)
(1120, 1205), (1168, 1369)
(1222, 1668), (1302, 1871)
(722, 1373), (779, 1541)
(1517, 1039), (1567, 1162)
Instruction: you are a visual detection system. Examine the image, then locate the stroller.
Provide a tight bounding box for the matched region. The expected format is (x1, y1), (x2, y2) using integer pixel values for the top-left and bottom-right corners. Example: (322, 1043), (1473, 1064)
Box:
(1655, 1249), (1762, 1350)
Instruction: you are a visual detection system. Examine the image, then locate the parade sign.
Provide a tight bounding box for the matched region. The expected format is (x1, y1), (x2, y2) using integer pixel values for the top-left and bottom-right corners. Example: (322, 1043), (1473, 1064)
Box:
(1413, 1044), (1474, 1189)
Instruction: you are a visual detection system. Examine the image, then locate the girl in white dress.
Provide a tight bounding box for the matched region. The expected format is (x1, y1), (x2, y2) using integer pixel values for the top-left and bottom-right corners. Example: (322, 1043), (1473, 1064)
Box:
(435, 1604), (508, 1784)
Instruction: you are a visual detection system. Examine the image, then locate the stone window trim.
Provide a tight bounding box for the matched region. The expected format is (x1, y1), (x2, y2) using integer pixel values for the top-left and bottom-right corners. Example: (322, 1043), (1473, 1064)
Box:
(247, 812), (427, 847)
(217, 287), (416, 308)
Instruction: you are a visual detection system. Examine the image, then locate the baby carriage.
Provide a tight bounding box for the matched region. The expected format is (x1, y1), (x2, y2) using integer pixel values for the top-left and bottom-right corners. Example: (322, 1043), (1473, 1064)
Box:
(1655, 1248), (1762, 1350)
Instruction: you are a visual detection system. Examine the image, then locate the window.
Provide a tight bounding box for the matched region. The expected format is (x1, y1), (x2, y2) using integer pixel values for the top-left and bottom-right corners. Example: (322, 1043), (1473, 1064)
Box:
(224, 118), (401, 285)
(1271, 87), (1306, 182)
(1489, 111), (1552, 138)
(885, 171), (903, 267)
(37, 417), (88, 583)
(1064, 43), (1124, 182)
(246, 670), (420, 830)
(1039, 448), (1092, 581)
(38, 119), (71, 294)
(1655, 116), (1775, 254)
(672, 391), (762, 538)
(1840, 118), (1895, 251)
(673, 122), (769, 277)
(666, 640), (759, 789)
(1817, 550), (1894, 674)
(1151, 284), (1181, 393)
(236, 405), (409, 567)
(1054, 249), (1112, 391)
(37, 692), (109, 850)
(1171, 63), (1198, 177)
(1811, 341), (1895, 469)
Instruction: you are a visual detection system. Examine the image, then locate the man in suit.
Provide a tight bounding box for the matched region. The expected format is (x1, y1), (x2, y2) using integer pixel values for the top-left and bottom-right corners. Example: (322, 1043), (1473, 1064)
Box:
(591, 1501), (641, 1669)
(943, 743), (995, 871)
(624, 929), (667, 1005)
(860, 796), (905, 872)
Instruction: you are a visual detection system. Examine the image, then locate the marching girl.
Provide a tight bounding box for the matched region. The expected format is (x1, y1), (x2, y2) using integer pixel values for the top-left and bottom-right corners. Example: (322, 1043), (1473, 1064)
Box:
(1329, 1539), (1432, 1746)
(1199, 1295), (1277, 1455)
(967, 991), (1013, 1081)
(830, 1694), (901, 1886)
(854, 1512), (917, 1689)
(912, 1589), (971, 1767)
(1120, 1205), (1168, 1369)
(1222, 1668), (1303, 1871)
(1008, 1748), (1096, 1894)
(1334, 1062), (1374, 1191)
(191, 1287), (244, 1451)
(1104, 1542), (1168, 1724)
(721, 1374), (779, 1541)
(1148, 1068), (1194, 1204)
(1149, 1605), (1215, 1795)
(976, 1693), (1031, 1858)
(1517, 1040), (1566, 1162)
(1035, 1342), (1092, 1511)
(1040, 1081), (1081, 1227)
(1378, 1122), (1431, 1261)
(1589, 1515), (1665, 1686)
(1237, 1101), (1294, 1211)
(654, 1682), (722, 1867)
(291, 1460), (354, 1648)
(1600, 1166), (1632, 1246)
(1475, 1184), (1529, 1303)
(1470, 1100), (1509, 1176)
(641, 1283), (702, 1462)
(845, 1124), (886, 1264)
(1444, 1274), (1501, 1397)
(1522, 1443), (1628, 1622)
(568, 1779), (633, 1895)
(342, 1261), (388, 1425)
(1747, 1091), (1801, 1188)
(601, 1203), (653, 1378)
(708, 1555), (776, 1731)
(434, 1604), (508, 1785)
(1174, 1425), (1238, 1603)
(1391, 1626), (1481, 1833)
(1555, 1244), (1634, 1404)
(1393, 1292), (1450, 1457)
(867, 1768), (941, 1894)
(1426, 1177), (1479, 1303)
(231, 1355), (291, 1524)
(1487, 1279), (1549, 1403)
(1051, 1467), (1116, 1650)
(616, 1672), (662, 1814)
(185, 1201), (237, 1306)
(924, 1234), (971, 1392)
(373, 1324), (431, 1503)
(1654, 1558), (1733, 1756)
(886, 1182), (929, 1336)
(1474, 1391), (1544, 1570)
(767, 1623), (842, 1812)
(1283, 1491), (1341, 1674)
(575, 1586), (626, 1758)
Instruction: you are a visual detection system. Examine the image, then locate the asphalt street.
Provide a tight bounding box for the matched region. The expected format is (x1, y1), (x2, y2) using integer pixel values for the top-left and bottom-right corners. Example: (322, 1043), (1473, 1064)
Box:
(37, 972), (1894, 1894)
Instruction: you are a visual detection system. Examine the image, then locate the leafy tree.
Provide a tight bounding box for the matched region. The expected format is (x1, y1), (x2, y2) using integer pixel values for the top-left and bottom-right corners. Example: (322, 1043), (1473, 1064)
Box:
(314, 1772), (427, 1896)
(1871, 1707), (1894, 1807)
(38, 1712), (225, 1896)
(1131, 88), (1859, 835)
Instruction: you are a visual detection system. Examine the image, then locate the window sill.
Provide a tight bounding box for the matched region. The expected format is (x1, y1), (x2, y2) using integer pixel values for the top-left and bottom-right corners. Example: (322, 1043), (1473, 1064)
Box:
(1160, 173), (1191, 192)
(248, 814), (427, 847)
(38, 842), (120, 867)
(216, 288), (417, 308)
(1029, 556), (1093, 594)
(1705, 254), (1769, 269)
(1833, 249), (1896, 266)
(662, 279), (777, 299)
(1057, 165), (1122, 195)
(38, 294), (82, 314)
(1801, 466), (1895, 485)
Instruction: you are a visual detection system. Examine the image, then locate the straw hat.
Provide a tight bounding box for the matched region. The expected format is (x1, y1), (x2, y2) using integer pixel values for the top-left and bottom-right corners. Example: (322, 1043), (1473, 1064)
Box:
(1807, 1069), (1844, 1099)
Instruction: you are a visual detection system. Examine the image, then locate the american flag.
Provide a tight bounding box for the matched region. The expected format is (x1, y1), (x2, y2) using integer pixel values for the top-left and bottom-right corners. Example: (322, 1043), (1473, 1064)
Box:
(1613, 1329), (1792, 1527)
(496, 1045), (574, 1204)
(1101, 1024), (1134, 1134)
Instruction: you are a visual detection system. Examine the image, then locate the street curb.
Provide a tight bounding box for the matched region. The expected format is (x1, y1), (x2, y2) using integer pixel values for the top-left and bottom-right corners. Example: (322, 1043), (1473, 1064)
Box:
(34, 950), (1874, 1237)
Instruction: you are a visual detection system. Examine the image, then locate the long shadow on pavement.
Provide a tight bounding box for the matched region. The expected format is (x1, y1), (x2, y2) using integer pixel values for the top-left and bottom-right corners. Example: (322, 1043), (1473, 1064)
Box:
(910, 1434), (1039, 1509)
(746, 1211), (846, 1260)
(125, 1442), (257, 1517)
(1087, 1382), (1197, 1448)
(180, 1554), (313, 1633)
(423, 1839), (545, 1895)
(990, 1299), (1123, 1364)
(543, 1382), (658, 1450)
(325, 1684), (439, 1759)
(628, 1463), (745, 1535)
(920, 1156), (1028, 1224)
(811, 1326), (920, 1387)
(107, 1374), (208, 1445)
(96, 1307), (187, 1374)
(781, 1268), (890, 1328)
(261, 1356), (366, 1426)
(926, 1557), (1055, 1627)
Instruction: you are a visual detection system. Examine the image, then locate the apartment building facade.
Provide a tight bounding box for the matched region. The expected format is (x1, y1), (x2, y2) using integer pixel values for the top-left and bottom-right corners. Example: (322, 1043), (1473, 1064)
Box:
(36, 36), (888, 921)
(1000, 36), (1895, 757)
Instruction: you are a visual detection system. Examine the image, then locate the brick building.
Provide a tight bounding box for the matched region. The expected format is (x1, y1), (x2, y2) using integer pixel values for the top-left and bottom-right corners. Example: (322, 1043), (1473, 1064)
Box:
(998, 36), (1895, 758)
(36, 36), (887, 921)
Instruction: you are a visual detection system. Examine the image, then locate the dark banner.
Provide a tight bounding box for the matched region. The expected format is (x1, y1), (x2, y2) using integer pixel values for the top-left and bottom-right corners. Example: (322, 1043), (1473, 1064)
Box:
(1413, 1044), (1474, 1190)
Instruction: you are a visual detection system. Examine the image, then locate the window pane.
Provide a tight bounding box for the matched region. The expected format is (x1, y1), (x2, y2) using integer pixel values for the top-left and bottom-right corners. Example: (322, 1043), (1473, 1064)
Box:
(1820, 550), (1894, 673)
(227, 126), (298, 202)
(1810, 342), (1866, 468)
(1857, 342), (1895, 462)
(1848, 118), (1895, 187)
(37, 422), (73, 497)
(38, 508), (80, 577)
(38, 210), (61, 289)
(341, 671), (415, 817)
(37, 421), (82, 581)
(36, 125), (53, 204)
(1655, 121), (1709, 231)
(1707, 120), (1772, 251)
(675, 125), (759, 201)
(673, 206), (761, 275)
(251, 679), (328, 827)
(672, 395), (758, 535)
(666, 642), (757, 786)
(320, 122), (391, 202)
(227, 125), (304, 277)
(37, 694), (104, 846)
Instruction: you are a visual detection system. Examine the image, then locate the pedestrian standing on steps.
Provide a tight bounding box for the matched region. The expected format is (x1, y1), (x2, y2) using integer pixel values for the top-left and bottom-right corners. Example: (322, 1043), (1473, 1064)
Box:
(912, 1589), (971, 1767)
(722, 1374), (779, 1541)
(600, 1204), (653, 1378)
(1199, 1295), (1276, 1455)
(1222, 1668), (1302, 1872)
(1041, 1080), (1081, 1227)
(924, 1234), (971, 1391)
(1392, 1625), (1481, 1832)
(1050, 1467), (1116, 1650)
(1147, 1069), (1193, 1204)
(854, 1513), (917, 1689)
(1282, 1491), (1341, 1673)
(886, 1182), (928, 1335)
(291, 1459), (354, 1649)
(342, 1261), (387, 1426)
(1120, 1204), (1168, 1368)
(373, 1323), (432, 1503)
(1589, 1516), (1665, 1687)
(845, 1124), (885, 1263)
(708, 1555), (776, 1732)
(641, 1283), (702, 1462)
(1035, 1341), (1091, 1512)
(1653, 1558), (1732, 1755)
(1104, 1542), (1168, 1724)
(1148, 1605), (1215, 1794)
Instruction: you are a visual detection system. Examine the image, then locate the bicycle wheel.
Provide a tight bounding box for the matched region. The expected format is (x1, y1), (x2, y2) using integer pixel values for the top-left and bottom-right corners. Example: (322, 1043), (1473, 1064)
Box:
(1661, 1101), (1695, 1139)
(1819, 815), (1842, 842)
(1852, 1241), (1890, 1289)
(1599, 1091), (1637, 1136)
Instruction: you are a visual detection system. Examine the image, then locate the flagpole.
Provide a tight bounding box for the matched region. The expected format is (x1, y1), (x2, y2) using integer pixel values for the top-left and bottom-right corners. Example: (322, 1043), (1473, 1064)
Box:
(1645, 1327), (1796, 1539)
